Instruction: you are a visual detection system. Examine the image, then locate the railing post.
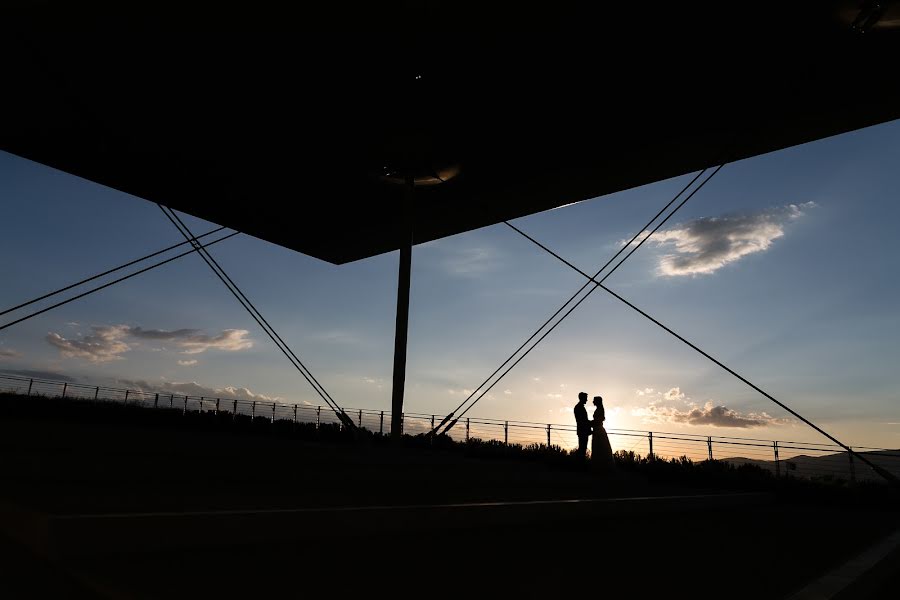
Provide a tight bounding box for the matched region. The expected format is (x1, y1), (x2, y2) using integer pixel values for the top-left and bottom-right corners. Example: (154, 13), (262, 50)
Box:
(62, 382), (67, 398)
(707, 436), (713, 461)
(380, 410), (384, 435)
(272, 402), (276, 423)
(848, 447), (857, 484)
(293, 405), (297, 425)
(774, 441), (780, 477)
(94, 386), (99, 400)
(215, 398), (220, 416)
(648, 431), (654, 459)
(252, 401), (256, 419)
(400, 413), (404, 436)
(124, 389), (129, 405)
(466, 418), (470, 442)
(183, 396), (188, 415)
(547, 424), (551, 447)
(359, 410), (363, 428)
(27, 378), (33, 396)
(233, 399), (237, 417)
(199, 396), (204, 412)
(504, 421), (509, 445)
(154, 393), (159, 409)
(316, 406), (321, 429)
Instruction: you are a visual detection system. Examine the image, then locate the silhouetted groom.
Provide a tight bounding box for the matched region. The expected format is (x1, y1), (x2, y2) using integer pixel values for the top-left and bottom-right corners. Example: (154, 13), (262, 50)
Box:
(574, 392), (591, 459)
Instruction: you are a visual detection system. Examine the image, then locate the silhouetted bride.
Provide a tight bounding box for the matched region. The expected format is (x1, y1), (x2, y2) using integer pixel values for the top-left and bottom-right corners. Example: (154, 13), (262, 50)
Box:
(591, 396), (614, 472)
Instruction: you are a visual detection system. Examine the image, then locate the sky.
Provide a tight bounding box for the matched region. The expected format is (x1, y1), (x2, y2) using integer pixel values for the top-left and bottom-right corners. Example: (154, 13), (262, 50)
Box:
(2, 118), (899, 454)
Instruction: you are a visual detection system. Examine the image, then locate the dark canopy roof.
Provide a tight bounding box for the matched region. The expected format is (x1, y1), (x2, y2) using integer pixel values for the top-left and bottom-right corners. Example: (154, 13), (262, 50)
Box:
(2, 1), (899, 263)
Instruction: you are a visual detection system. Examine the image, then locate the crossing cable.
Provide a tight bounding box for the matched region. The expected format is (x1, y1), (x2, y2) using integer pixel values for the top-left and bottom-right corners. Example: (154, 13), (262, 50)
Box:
(156, 205), (355, 428)
(157, 205), (347, 422)
(0, 227), (227, 319)
(428, 169), (710, 437)
(436, 167), (723, 436)
(0, 231), (239, 333)
(505, 218), (899, 485)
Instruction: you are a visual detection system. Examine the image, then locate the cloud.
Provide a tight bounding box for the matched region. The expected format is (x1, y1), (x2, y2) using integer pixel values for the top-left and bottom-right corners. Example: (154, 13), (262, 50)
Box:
(504, 389), (513, 395)
(441, 247), (500, 278)
(0, 349), (22, 360)
(633, 401), (788, 429)
(447, 388), (474, 396)
(128, 327), (252, 354)
(0, 369), (78, 383)
(547, 393), (563, 399)
(664, 387), (685, 401)
(362, 377), (384, 390)
(635, 387), (655, 396)
(177, 359), (198, 366)
(641, 202), (816, 276)
(116, 378), (287, 404)
(46, 325), (131, 362)
(46, 325), (253, 362)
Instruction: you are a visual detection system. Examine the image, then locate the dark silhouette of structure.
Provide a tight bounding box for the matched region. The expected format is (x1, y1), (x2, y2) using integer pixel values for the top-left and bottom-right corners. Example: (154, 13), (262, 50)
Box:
(591, 396), (614, 472)
(574, 392), (591, 460)
(2, 1), (900, 440)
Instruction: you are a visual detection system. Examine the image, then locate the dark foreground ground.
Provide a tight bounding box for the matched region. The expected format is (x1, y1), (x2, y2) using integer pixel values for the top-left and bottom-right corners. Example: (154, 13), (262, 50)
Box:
(1, 401), (898, 599)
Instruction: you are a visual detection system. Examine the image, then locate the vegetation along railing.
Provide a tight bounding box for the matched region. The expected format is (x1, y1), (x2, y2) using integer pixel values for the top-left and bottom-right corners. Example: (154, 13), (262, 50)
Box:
(2, 373), (898, 483)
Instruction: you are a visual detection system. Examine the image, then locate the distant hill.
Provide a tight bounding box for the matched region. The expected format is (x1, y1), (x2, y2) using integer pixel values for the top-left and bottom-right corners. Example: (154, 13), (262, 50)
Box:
(723, 449), (900, 483)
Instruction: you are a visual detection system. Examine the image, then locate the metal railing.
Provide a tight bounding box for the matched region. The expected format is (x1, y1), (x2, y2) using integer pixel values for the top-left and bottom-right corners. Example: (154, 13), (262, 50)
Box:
(2, 373), (898, 483)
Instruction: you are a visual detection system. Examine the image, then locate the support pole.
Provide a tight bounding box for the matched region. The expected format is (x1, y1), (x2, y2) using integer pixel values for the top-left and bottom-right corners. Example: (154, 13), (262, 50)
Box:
(648, 431), (654, 459)
(390, 179), (414, 440)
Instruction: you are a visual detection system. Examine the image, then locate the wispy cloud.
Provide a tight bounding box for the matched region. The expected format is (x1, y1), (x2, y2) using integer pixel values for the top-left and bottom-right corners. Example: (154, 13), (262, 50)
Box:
(47, 325), (253, 362)
(0, 348), (22, 360)
(308, 330), (367, 346)
(177, 359), (198, 366)
(362, 377), (384, 390)
(639, 202), (816, 276)
(441, 246), (501, 278)
(504, 389), (513, 395)
(128, 327), (252, 354)
(447, 388), (475, 396)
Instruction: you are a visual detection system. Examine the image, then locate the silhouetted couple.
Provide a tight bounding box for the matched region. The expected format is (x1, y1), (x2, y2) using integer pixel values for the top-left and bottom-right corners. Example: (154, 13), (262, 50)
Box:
(575, 391), (614, 471)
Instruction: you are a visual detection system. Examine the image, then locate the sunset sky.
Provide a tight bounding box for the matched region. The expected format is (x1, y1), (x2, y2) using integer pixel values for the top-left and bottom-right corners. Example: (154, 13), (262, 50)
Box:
(2, 118), (899, 453)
